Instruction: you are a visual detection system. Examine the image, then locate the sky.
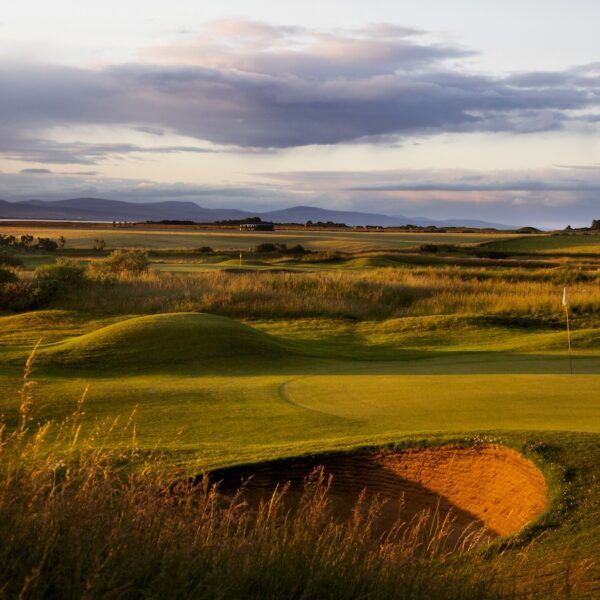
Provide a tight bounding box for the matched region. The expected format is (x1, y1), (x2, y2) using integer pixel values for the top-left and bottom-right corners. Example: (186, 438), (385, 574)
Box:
(1, 1), (600, 227)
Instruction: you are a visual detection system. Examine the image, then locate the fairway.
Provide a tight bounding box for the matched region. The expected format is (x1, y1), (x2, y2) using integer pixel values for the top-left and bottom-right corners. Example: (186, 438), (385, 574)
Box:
(484, 233), (600, 255)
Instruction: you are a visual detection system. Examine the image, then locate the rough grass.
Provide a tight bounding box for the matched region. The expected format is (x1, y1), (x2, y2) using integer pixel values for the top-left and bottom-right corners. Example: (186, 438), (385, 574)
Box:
(37, 266), (600, 323)
(0, 369), (594, 600)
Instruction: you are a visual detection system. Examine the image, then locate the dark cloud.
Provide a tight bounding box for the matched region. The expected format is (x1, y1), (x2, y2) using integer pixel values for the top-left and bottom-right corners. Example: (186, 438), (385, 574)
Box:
(19, 168), (52, 174)
(0, 21), (598, 159)
(1, 137), (226, 165)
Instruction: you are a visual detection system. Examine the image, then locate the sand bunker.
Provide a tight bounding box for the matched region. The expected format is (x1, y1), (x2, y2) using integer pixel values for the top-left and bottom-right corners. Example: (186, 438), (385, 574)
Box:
(210, 445), (547, 545)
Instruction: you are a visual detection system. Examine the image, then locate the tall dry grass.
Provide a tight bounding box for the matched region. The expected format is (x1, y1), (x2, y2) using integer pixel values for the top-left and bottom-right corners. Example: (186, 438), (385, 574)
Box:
(54, 267), (600, 322)
(0, 352), (594, 599)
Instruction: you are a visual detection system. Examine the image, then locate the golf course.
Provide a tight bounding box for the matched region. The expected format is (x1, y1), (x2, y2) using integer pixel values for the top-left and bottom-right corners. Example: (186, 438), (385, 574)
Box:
(1, 224), (600, 598)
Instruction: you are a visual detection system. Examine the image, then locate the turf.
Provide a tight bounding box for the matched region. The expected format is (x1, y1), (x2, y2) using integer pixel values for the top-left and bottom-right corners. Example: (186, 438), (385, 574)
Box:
(36, 312), (291, 371)
(1, 311), (599, 471)
(484, 233), (600, 255)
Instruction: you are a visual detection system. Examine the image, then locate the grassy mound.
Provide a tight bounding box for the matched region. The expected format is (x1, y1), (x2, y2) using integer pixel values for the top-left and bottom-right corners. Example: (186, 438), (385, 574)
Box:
(0, 310), (72, 331)
(38, 312), (292, 371)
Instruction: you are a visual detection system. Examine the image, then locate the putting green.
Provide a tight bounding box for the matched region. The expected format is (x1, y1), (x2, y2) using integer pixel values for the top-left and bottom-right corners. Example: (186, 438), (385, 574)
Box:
(282, 367), (600, 432)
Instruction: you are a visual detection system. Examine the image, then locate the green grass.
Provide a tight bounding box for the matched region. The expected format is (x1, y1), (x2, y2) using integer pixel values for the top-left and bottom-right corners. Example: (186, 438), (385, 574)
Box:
(484, 233), (600, 255)
(1, 311), (599, 471)
(36, 312), (291, 371)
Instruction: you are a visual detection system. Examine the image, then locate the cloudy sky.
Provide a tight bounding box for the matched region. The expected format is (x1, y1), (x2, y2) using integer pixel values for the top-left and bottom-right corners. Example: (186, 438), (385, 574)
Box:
(1, 0), (600, 227)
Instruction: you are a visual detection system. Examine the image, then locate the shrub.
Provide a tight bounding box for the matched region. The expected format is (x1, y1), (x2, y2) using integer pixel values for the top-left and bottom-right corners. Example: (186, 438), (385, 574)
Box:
(35, 237), (59, 251)
(19, 234), (34, 248)
(0, 268), (18, 285)
(0, 280), (59, 312)
(88, 249), (150, 281)
(0, 235), (17, 247)
(196, 246), (215, 254)
(34, 258), (86, 289)
(288, 244), (308, 255)
(93, 238), (107, 251)
(0, 259), (86, 312)
(254, 243), (307, 255)
(255, 242), (284, 253)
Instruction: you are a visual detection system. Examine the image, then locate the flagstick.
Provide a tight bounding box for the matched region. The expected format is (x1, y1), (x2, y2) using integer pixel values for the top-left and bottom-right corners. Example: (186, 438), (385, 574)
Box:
(564, 304), (573, 375)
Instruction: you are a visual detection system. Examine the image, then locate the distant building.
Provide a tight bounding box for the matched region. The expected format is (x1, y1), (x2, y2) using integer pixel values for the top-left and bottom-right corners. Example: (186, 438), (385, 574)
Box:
(239, 223), (274, 231)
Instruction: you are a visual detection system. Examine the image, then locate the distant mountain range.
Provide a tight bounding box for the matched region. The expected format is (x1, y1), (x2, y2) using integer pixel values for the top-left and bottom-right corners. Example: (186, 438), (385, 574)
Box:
(0, 198), (515, 229)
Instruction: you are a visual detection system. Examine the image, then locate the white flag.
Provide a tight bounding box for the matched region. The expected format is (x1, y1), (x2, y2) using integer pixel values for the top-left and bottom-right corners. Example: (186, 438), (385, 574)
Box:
(562, 286), (569, 307)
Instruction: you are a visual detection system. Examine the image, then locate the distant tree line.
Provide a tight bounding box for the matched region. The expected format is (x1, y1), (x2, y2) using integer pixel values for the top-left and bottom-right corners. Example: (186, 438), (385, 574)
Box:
(254, 243), (309, 255)
(0, 234), (66, 251)
(304, 220), (351, 228)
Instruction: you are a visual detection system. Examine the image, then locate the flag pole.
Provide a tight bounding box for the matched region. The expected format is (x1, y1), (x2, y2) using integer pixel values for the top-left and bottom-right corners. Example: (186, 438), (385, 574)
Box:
(563, 286), (573, 375)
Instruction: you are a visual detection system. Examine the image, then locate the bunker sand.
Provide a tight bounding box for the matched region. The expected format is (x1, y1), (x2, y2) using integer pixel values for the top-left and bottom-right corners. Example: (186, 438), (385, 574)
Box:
(211, 445), (547, 546)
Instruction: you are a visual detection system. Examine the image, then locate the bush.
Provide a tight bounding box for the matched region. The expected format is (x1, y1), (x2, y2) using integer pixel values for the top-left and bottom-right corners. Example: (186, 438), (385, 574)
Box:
(0, 268), (18, 285)
(288, 244), (308, 255)
(0, 259), (86, 312)
(93, 238), (107, 251)
(34, 259), (86, 289)
(88, 249), (149, 282)
(0, 280), (59, 312)
(196, 246), (214, 254)
(254, 243), (307, 255)
(36, 237), (59, 251)
(255, 242), (283, 253)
